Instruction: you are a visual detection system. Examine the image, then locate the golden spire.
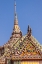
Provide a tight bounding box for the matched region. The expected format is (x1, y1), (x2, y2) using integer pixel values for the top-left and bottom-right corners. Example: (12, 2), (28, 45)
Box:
(13, 0), (20, 33)
(12, 0), (22, 38)
(10, 1), (22, 41)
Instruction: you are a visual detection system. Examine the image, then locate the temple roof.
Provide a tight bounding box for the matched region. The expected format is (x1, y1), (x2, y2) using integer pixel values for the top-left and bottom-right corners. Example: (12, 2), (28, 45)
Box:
(0, 33), (41, 60)
(0, 0), (42, 63)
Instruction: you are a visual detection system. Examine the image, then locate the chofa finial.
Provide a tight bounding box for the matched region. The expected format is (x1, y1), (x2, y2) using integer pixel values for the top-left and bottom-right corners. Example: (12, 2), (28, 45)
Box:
(27, 25), (32, 36)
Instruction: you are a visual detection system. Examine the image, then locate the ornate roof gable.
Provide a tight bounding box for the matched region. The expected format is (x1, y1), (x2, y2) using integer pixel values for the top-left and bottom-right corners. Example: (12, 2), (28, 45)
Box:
(3, 34), (42, 60)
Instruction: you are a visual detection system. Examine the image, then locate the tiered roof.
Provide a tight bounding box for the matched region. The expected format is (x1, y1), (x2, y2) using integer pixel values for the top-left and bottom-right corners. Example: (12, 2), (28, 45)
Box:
(0, 0), (42, 63)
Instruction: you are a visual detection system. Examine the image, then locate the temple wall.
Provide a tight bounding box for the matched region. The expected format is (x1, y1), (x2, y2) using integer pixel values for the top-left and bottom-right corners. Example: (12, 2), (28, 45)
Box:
(21, 61), (39, 64)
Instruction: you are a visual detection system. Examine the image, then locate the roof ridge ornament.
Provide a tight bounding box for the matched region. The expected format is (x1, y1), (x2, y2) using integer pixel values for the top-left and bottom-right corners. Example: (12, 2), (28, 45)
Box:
(27, 25), (32, 37)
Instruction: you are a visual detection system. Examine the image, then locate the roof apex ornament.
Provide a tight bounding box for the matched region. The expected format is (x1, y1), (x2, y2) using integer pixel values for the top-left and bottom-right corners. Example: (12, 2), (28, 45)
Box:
(27, 25), (32, 37)
(11, 0), (22, 38)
